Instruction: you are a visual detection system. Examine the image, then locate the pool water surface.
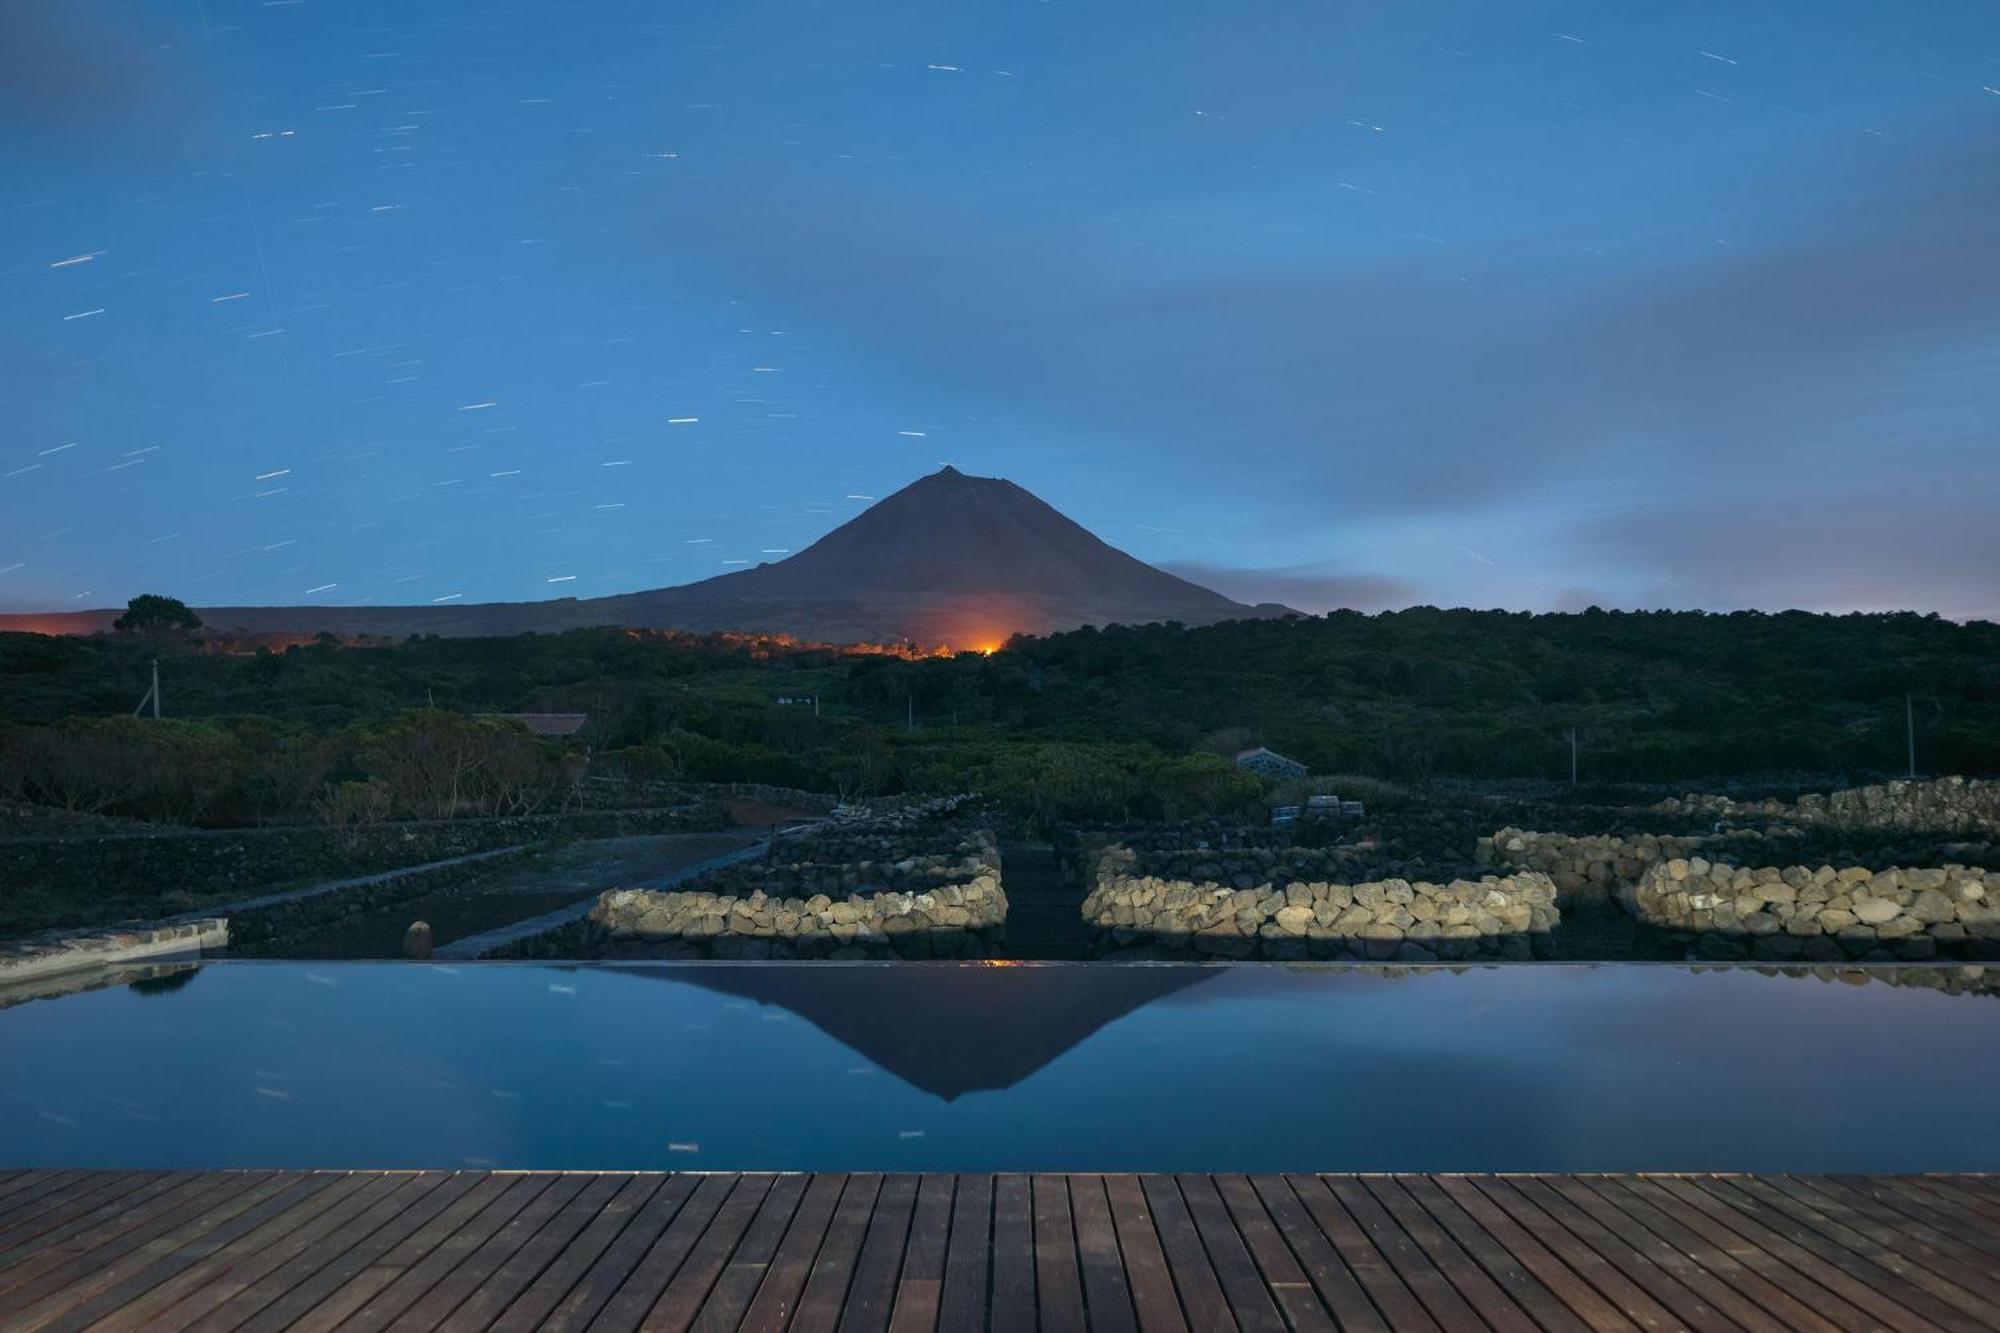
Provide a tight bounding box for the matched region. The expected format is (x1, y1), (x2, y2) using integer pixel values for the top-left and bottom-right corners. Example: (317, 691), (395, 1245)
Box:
(2, 961), (1993, 1172)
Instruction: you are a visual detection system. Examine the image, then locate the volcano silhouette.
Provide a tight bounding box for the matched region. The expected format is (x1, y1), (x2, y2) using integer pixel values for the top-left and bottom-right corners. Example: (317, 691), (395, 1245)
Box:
(2, 467), (1283, 646)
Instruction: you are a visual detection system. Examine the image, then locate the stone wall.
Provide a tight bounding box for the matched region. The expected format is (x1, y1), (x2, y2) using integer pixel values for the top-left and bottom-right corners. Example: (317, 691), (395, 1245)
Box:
(0, 918), (227, 987)
(1651, 776), (2000, 833)
(588, 828), (1005, 959)
(1081, 843), (1558, 960)
(1480, 813), (1998, 907)
(1478, 829), (1717, 905)
(1627, 858), (1997, 961)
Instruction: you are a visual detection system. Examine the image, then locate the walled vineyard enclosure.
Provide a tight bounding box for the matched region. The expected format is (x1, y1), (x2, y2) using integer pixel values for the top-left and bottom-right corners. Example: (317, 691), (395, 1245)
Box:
(585, 823), (1006, 959)
(1485, 778), (2000, 960)
(1079, 835), (1558, 960)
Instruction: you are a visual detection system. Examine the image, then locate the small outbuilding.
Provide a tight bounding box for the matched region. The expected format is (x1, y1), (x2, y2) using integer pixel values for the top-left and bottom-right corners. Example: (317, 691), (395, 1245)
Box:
(1234, 745), (1308, 780)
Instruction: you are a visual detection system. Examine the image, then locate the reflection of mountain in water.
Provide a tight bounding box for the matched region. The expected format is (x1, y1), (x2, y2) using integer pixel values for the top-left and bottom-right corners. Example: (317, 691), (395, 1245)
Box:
(646, 963), (1220, 1100)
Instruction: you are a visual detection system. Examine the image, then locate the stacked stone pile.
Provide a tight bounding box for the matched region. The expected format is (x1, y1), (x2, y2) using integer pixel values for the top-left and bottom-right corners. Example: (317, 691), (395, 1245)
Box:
(1651, 776), (2000, 833)
(589, 827), (1004, 959)
(1081, 842), (1557, 961)
(1628, 858), (1997, 962)
(1482, 822), (1997, 904)
(1480, 829), (1719, 903)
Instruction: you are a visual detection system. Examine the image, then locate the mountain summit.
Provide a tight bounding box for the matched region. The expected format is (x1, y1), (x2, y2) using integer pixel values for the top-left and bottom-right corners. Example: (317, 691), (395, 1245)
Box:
(1, 468), (1280, 646)
(595, 466), (1269, 646)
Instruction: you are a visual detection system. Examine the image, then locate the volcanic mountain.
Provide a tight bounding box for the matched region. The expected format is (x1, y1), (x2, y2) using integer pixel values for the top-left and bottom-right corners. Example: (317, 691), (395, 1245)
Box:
(1, 467), (1282, 646)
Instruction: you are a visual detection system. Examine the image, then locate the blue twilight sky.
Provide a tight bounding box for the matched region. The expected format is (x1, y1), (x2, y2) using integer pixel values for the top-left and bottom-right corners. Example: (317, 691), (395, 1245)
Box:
(2, 0), (1997, 620)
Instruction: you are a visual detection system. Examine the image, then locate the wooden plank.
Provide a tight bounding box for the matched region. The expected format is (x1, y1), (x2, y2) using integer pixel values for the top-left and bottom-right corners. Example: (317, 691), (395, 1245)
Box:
(934, 1174), (991, 1333)
(0, 1172), (128, 1249)
(234, 1172), (500, 1333)
(169, 1173), (451, 1333)
(638, 1173), (778, 1333)
(1030, 1172), (1086, 1333)
(0, 1173), (156, 1256)
(1576, 1177), (1852, 1333)
(1918, 1176), (2000, 1226)
(1391, 1176), (1595, 1333)
(1287, 1174), (1438, 1332)
(13, 1171), (2000, 1333)
(1070, 1174), (1141, 1333)
(1827, 1176), (2000, 1262)
(834, 1174), (915, 1333)
(0, 1173), (197, 1275)
(387, 1172), (594, 1332)
(1360, 1176), (1541, 1333)
(1139, 1174), (1237, 1333)
(692, 1173), (809, 1333)
(986, 1174), (1036, 1333)
(1244, 1175), (1384, 1333)
(886, 1173), (955, 1333)
(1104, 1175), (1189, 1333)
(0, 1171), (289, 1326)
(0, 1172), (44, 1209)
(1318, 1176), (1481, 1332)
(72, 1172), (379, 1333)
(1886, 1176), (2000, 1258)
(0, 1174), (250, 1304)
(1709, 1176), (2000, 1330)
(1505, 1176), (1734, 1333)
(0, 1171), (85, 1232)
(791, 1173), (885, 1333)
(1175, 1174), (1285, 1333)
(336, 1174), (560, 1333)
(23, 1172), (339, 1333)
(1429, 1176), (1643, 1333)
(588, 1173), (740, 1333)
(741, 1173), (848, 1333)
(289, 1173), (548, 1333)
(535, 1173), (700, 1333)
(431, 1172), (628, 1333)
(1208, 1175), (1329, 1333)
(484, 1174), (662, 1333)
(1535, 1175), (1788, 1333)
(1463, 1177), (1683, 1333)
(1777, 1177), (2000, 1307)
(1647, 1176), (1948, 1333)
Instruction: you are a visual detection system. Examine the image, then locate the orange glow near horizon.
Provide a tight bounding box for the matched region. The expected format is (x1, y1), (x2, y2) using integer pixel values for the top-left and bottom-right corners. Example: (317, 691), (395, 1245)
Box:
(4, 615), (1022, 658)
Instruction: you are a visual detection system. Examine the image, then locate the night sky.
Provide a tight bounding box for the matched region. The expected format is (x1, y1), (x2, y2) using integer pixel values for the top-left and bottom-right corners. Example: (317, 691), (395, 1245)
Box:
(3, 1), (1996, 620)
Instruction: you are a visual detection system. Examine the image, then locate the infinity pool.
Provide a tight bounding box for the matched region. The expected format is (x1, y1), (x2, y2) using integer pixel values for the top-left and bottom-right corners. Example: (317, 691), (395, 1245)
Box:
(3, 961), (1994, 1172)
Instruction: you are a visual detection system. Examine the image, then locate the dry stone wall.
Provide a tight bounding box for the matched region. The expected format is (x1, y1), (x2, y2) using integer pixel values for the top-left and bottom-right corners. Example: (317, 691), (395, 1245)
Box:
(1081, 843), (1558, 960)
(590, 828), (1005, 959)
(1478, 829), (1714, 905)
(1651, 776), (2000, 833)
(1628, 858), (1997, 961)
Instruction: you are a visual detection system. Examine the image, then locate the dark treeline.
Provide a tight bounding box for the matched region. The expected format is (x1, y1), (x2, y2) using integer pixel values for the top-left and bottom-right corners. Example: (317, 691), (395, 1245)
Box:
(1, 608), (1995, 828)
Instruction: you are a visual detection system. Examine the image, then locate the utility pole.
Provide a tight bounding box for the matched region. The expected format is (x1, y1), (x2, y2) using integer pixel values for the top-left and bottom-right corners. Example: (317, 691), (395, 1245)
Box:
(1568, 727), (1578, 787)
(1906, 693), (1917, 779)
(906, 695), (914, 734)
(133, 659), (162, 719)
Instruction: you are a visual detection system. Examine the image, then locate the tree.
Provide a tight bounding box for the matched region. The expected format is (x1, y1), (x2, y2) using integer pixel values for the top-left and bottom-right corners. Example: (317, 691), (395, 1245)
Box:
(114, 594), (202, 635)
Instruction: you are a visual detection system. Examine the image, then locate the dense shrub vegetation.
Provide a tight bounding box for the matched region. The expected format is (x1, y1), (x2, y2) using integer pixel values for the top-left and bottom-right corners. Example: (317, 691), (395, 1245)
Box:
(0, 607), (1994, 828)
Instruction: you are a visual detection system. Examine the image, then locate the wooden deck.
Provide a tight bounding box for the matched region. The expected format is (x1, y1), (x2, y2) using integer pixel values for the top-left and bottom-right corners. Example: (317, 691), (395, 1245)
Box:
(0, 1172), (1995, 1331)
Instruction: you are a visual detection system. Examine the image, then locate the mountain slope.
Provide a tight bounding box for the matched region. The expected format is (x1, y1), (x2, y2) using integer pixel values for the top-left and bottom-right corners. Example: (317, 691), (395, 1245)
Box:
(0, 467), (1282, 645)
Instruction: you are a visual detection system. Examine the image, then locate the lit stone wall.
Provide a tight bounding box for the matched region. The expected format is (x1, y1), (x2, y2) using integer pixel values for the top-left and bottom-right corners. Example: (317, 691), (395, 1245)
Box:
(1081, 843), (1557, 960)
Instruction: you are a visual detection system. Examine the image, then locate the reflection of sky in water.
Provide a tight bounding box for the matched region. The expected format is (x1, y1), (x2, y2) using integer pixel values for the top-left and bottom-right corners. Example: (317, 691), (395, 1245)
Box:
(1, 962), (1994, 1173)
